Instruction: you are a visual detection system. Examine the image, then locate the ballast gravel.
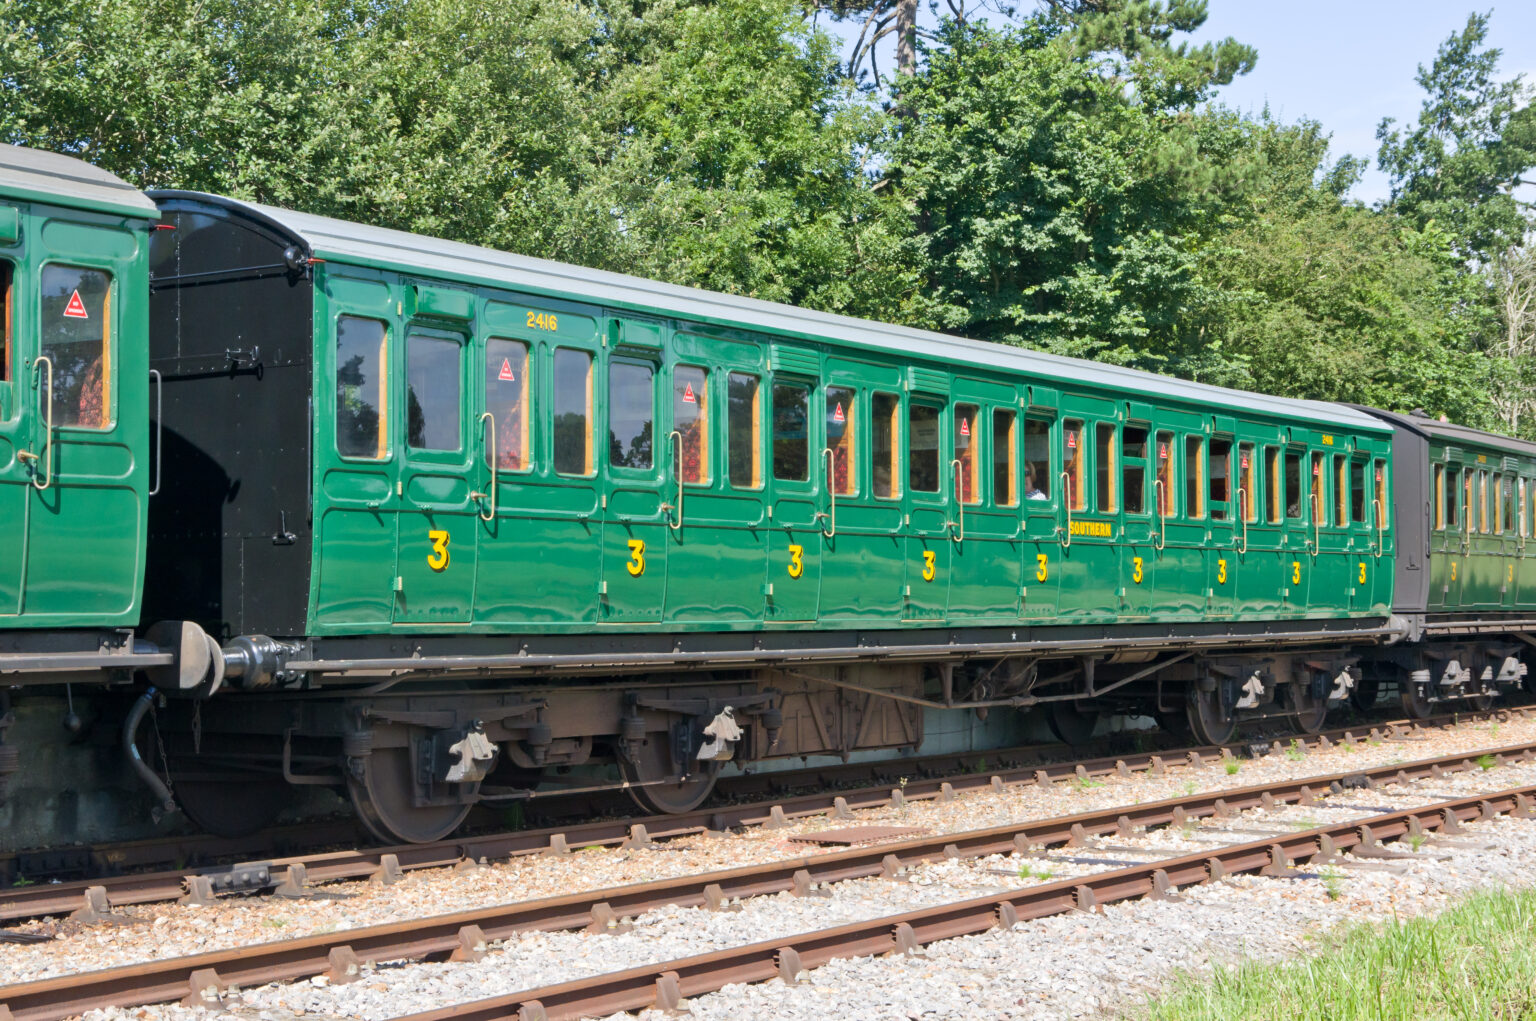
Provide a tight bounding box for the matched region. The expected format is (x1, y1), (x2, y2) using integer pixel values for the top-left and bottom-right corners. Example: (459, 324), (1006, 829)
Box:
(52, 752), (1536, 1021)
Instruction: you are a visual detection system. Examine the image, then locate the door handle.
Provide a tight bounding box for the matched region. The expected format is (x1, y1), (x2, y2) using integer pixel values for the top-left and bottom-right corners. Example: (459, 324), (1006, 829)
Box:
(148, 369), (163, 497)
(948, 458), (964, 543)
(668, 430), (683, 531)
(17, 355), (53, 491)
(471, 411), (496, 522)
(1153, 478), (1166, 551)
(1059, 471), (1072, 547)
(1235, 486), (1249, 554)
(820, 447), (836, 538)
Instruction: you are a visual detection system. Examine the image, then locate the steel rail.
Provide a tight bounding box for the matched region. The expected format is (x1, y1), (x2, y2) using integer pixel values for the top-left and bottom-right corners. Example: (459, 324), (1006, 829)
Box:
(0, 707), (1519, 924)
(4, 741), (1535, 1021)
(393, 783), (1536, 1021)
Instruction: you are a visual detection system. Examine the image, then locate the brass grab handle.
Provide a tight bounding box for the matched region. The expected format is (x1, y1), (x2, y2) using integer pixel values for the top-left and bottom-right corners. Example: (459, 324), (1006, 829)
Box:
(18, 356), (53, 491)
(668, 430), (683, 532)
(472, 411), (496, 522)
(1059, 471), (1072, 548)
(949, 458), (964, 543)
(820, 447), (837, 538)
(1153, 479), (1167, 551)
(1375, 498), (1386, 559)
(1236, 486), (1249, 554)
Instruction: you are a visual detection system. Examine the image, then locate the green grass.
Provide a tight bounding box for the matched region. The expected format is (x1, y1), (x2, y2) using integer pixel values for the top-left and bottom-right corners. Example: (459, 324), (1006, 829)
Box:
(1284, 739), (1306, 762)
(1477, 754), (1499, 771)
(1224, 760), (1241, 776)
(1140, 888), (1536, 1021)
(1073, 775), (1106, 791)
(1018, 863), (1056, 881)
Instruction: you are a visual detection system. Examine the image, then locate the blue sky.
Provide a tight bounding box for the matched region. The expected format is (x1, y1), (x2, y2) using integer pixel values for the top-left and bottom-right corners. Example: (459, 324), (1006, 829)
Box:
(1192, 2), (1536, 203)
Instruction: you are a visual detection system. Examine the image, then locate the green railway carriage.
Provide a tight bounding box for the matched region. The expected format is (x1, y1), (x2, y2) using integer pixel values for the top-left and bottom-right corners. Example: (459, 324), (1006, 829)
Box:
(1357, 408), (1536, 715)
(137, 190), (1404, 841)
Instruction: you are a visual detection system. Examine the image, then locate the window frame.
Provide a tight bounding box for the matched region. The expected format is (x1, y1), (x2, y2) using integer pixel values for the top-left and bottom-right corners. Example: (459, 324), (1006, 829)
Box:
(551, 346), (595, 478)
(38, 260), (116, 433)
(1208, 437), (1232, 522)
(1184, 435), (1206, 520)
(485, 336), (532, 473)
(673, 363), (711, 486)
(1023, 415), (1053, 506)
(771, 378), (814, 486)
(909, 399), (945, 497)
(1237, 442), (1258, 523)
(1333, 453), (1348, 527)
(826, 384), (858, 497)
(992, 407), (1018, 508)
(607, 355), (656, 474)
(871, 390), (902, 501)
(1433, 464), (1445, 531)
(727, 370), (764, 490)
(1094, 421), (1118, 514)
(404, 329), (465, 456)
(1122, 424), (1149, 517)
(953, 403), (980, 506)
(334, 313), (391, 463)
(1063, 418), (1086, 512)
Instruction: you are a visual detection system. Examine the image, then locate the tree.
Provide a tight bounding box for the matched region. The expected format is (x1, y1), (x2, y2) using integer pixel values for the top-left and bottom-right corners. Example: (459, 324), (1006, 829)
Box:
(1376, 11), (1536, 263)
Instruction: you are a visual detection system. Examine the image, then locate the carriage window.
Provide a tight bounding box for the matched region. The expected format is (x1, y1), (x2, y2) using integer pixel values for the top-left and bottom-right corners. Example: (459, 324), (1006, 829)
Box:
(1462, 469), (1474, 531)
(1503, 475), (1515, 534)
(1185, 436), (1205, 519)
(772, 382), (810, 483)
(1479, 470), (1489, 533)
(1351, 461), (1368, 523)
(827, 386), (856, 496)
(910, 403), (940, 493)
(1154, 432), (1174, 516)
(1376, 460), (1389, 531)
(1432, 465), (1445, 530)
(406, 334), (462, 452)
(486, 339), (530, 471)
(1285, 451), (1303, 520)
(954, 404), (979, 504)
(1025, 418), (1051, 501)
(873, 392), (900, 499)
(40, 264), (113, 430)
(1238, 443), (1257, 523)
(675, 365), (708, 483)
(608, 360), (653, 470)
(1308, 452), (1325, 524)
(336, 315), (388, 460)
(1209, 439), (1231, 520)
(553, 348), (593, 475)
(993, 409), (1017, 506)
(1493, 473), (1504, 532)
(1441, 465), (1455, 528)
(1265, 447), (1281, 523)
(1330, 455), (1346, 526)
(1064, 420), (1085, 511)
(1122, 425), (1147, 515)
(1521, 479), (1529, 538)
(1095, 422), (1118, 513)
(728, 372), (761, 488)
(0, 261), (11, 387)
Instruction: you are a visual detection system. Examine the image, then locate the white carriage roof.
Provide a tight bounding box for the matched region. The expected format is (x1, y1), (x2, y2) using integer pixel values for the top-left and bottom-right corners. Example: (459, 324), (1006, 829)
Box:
(0, 145), (159, 219)
(150, 189), (1390, 436)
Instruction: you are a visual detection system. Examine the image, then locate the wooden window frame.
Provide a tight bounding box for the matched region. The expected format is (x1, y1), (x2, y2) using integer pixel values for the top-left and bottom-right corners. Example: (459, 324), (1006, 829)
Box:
(1095, 422), (1118, 514)
(826, 384), (857, 497)
(727, 371), (763, 490)
(1184, 435), (1205, 520)
(871, 390), (901, 500)
(552, 346), (594, 477)
(992, 408), (1017, 508)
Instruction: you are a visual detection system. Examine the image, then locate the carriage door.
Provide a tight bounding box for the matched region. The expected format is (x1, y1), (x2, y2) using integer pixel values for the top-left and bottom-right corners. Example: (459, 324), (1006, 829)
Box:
(0, 256), (23, 614)
(1205, 433), (1236, 616)
(766, 360), (821, 622)
(394, 321), (477, 624)
(601, 347), (667, 623)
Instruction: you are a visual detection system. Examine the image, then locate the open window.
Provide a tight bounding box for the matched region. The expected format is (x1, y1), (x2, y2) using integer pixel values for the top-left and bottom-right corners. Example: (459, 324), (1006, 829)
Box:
(954, 404), (979, 504)
(1154, 432), (1174, 516)
(1332, 455), (1348, 526)
(1238, 443), (1257, 523)
(1095, 422), (1118, 513)
(1209, 439), (1231, 521)
(1025, 417), (1051, 502)
(1308, 452), (1325, 524)
(1285, 450), (1302, 520)
(1265, 447), (1281, 523)
(1064, 420), (1085, 511)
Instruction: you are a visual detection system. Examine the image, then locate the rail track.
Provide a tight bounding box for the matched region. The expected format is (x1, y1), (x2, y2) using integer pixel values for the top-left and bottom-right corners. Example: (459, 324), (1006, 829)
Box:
(4, 733), (1535, 1021)
(1, 706), (1514, 924)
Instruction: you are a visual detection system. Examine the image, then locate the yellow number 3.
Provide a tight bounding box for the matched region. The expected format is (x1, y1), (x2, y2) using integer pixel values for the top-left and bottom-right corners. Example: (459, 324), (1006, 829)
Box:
(922, 550), (937, 582)
(1035, 553), (1048, 583)
(1217, 558), (1227, 585)
(787, 544), (804, 579)
(626, 539), (646, 576)
(1291, 560), (1301, 586)
(427, 529), (450, 571)
(1132, 556), (1143, 585)
(1359, 562), (1368, 585)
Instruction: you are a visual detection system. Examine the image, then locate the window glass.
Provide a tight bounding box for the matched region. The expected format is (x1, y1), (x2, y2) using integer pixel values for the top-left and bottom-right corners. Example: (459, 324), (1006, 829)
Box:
(873, 392), (900, 499)
(1309, 452), (1325, 523)
(727, 372), (761, 488)
(1184, 436), (1205, 519)
(826, 386), (855, 495)
(955, 404), (979, 504)
(991, 409), (1016, 506)
(1494, 473), (1504, 532)
(1025, 418), (1051, 501)
(406, 335), (461, 452)
(1064, 420), (1085, 511)
(1333, 455), (1348, 526)
(1095, 422), (1117, 513)
(336, 315), (387, 459)
(1153, 432), (1174, 516)
(1521, 479), (1529, 538)
(1265, 447), (1281, 523)
(675, 365), (708, 483)
(1376, 460), (1389, 532)
(1462, 469), (1473, 530)
(910, 403), (940, 493)
(608, 360), (653, 470)
(1122, 425), (1147, 515)
(1285, 451), (1302, 519)
(0, 261), (11, 386)
(1432, 465), (1445, 530)
(1479, 470), (1489, 533)
(40, 264), (113, 429)
(1238, 443), (1257, 522)
(1356, 460), (1373, 524)
(486, 338), (530, 471)
(1504, 475), (1515, 534)
(1209, 439), (1231, 521)
(772, 382), (810, 483)
(553, 348), (593, 475)
(1441, 465), (1455, 528)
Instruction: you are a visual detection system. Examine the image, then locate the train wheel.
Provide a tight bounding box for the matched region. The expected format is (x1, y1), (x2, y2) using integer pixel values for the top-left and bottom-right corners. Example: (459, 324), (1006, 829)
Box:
(348, 747), (475, 845)
(1045, 704), (1099, 746)
(619, 734), (720, 815)
(1399, 670), (1433, 720)
(1286, 675), (1328, 736)
(1186, 681), (1237, 745)
(174, 775), (293, 838)
(1469, 691), (1496, 712)
(1350, 675), (1380, 713)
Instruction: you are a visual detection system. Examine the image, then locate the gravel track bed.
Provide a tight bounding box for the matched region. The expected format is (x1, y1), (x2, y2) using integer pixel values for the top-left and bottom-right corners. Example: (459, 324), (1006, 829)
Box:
(1, 714), (1529, 988)
(67, 760), (1536, 1021)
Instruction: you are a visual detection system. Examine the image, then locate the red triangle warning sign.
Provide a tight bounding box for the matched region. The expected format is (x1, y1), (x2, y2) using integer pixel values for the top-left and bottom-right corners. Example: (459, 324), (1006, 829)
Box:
(63, 290), (88, 319)
(833, 402), (845, 423)
(1066, 433), (1076, 449)
(498, 358), (515, 382)
(959, 417), (970, 437)
(683, 382), (696, 403)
